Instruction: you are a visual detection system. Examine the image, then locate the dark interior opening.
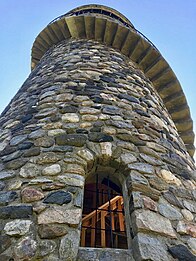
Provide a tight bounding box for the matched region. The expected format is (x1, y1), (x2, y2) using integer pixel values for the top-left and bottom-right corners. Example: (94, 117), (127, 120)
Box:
(80, 174), (127, 249)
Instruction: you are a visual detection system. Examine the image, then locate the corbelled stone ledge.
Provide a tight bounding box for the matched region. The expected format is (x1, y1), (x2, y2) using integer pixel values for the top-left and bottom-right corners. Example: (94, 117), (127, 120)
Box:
(31, 4), (195, 157)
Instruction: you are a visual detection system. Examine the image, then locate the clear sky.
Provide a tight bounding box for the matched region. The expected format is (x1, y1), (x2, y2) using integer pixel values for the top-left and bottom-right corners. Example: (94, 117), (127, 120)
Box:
(0, 0), (195, 159)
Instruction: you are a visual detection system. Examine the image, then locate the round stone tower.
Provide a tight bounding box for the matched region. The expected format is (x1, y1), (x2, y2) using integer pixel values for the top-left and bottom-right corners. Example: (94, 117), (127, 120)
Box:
(0, 4), (195, 261)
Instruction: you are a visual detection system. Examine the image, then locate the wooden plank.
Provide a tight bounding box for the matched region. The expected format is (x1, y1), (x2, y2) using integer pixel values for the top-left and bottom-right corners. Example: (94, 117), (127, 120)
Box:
(101, 212), (106, 247)
(91, 216), (96, 247)
(117, 199), (125, 232)
(81, 228), (86, 247)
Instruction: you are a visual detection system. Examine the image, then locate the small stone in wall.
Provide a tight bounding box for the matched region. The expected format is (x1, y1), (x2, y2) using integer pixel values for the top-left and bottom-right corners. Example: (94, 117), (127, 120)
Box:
(62, 113), (79, 123)
(33, 202), (48, 214)
(10, 134), (28, 146)
(4, 219), (32, 236)
(77, 149), (94, 162)
(187, 238), (196, 254)
(38, 206), (81, 226)
(168, 244), (196, 261)
(34, 137), (54, 148)
(20, 163), (40, 178)
(0, 171), (15, 180)
(0, 205), (33, 219)
(42, 164), (61, 176)
(142, 196), (157, 212)
(0, 181), (5, 190)
(0, 235), (11, 254)
(181, 209), (194, 221)
(56, 134), (87, 147)
(38, 224), (68, 239)
(177, 220), (196, 237)
(29, 129), (45, 139)
(0, 191), (18, 206)
(132, 233), (172, 261)
(43, 191), (72, 205)
(58, 174), (84, 188)
(88, 132), (113, 142)
(14, 237), (37, 260)
(36, 153), (61, 164)
(38, 240), (56, 257)
(159, 169), (182, 186)
(59, 230), (80, 260)
(163, 191), (183, 208)
(21, 187), (44, 203)
(128, 163), (154, 175)
(183, 199), (196, 213)
(133, 209), (176, 238)
(42, 182), (65, 191)
(8, 180), (23, 190)
(158, 203), (182, 220)
(100, 142), (112, 160)
(140, 153), (162, 166)
(48, 129), (66, 136)
(120, 153), (137, 165)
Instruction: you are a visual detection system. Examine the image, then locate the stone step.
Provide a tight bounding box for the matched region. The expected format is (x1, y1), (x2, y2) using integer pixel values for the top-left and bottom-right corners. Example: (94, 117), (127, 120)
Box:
(66, 16), (86, 38)
(163, 91), (186, 110)
(50, 22), (65, 42)
(95, 17), (106, 41)
(84, 16), (95, 39)
(152, 68), (175, 89)
(169, 104), (190, 121)
(158, 80), (180, 99)
(44, 26), (59, 44)
(33, 36), (48, 51)
(39, 28), (54, 46)
(180, 131), (195, 144)
(112, 24), (129, 50)
(139, 47), (160, 74)
(130, 37), (150, 63)
(57, 19), (71, 39)
(104, 19), (118, 46)
(175, 118), (193, 132)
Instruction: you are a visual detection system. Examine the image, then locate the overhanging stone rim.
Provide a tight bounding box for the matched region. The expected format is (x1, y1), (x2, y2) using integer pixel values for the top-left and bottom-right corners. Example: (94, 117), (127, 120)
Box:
(31, 11), (195, 157)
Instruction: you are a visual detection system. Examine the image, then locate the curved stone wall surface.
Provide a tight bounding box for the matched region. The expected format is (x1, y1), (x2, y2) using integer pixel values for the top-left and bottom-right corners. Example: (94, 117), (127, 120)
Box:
(0, 39), (195, 260)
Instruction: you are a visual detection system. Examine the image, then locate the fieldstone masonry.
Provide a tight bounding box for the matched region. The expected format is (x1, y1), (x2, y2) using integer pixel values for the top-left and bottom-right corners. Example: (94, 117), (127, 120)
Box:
(0, 4), (195, 261)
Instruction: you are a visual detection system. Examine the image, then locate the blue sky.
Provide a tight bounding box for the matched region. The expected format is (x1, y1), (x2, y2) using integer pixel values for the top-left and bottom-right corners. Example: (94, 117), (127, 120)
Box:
(0, 0), (195, 159)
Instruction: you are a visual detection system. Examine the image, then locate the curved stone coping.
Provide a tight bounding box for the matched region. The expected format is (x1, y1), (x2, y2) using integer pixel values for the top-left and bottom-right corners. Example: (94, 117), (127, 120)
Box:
(50, 4), (134, 29)
(31, 12), (195, 157)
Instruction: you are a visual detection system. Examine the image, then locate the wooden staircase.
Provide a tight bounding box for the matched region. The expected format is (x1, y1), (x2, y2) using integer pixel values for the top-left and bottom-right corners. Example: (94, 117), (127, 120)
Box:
(81, 195), (126, 248)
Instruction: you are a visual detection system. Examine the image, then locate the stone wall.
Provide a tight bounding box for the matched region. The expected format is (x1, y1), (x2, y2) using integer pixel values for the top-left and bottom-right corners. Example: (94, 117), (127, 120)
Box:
(0, 39), (195, 260)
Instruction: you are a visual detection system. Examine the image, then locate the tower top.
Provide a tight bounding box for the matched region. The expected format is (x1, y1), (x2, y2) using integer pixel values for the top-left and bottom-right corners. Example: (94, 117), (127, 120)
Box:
(31, 4), (195, 157)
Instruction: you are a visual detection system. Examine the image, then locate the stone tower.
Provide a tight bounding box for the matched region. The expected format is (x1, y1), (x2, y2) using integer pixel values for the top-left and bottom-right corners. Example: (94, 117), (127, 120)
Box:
(0, 4), (195, 261)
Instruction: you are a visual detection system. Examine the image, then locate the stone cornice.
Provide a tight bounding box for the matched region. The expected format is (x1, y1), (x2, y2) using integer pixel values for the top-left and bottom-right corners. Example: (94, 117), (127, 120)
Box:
(31, 5), (195, 157)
